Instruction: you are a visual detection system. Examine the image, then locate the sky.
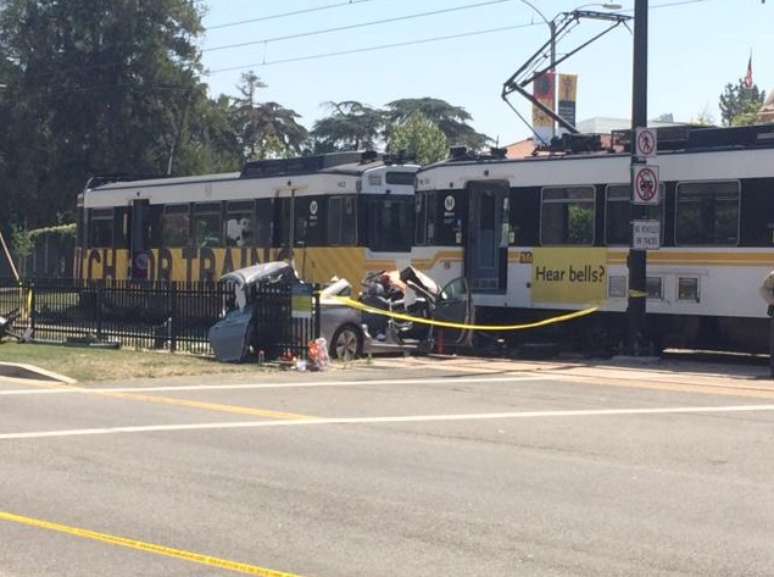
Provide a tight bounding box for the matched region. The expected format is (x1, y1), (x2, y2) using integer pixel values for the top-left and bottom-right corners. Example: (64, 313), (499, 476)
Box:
(199, 0), (772, 145)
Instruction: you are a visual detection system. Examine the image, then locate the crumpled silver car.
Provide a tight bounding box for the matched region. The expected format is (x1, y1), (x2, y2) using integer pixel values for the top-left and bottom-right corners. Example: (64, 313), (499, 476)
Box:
(209, 262), (471, 362)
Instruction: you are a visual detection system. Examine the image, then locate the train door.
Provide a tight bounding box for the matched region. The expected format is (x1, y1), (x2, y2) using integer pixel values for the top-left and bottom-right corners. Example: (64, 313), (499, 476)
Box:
(465, 180), (509, 293)
(128, 199), (151, 280)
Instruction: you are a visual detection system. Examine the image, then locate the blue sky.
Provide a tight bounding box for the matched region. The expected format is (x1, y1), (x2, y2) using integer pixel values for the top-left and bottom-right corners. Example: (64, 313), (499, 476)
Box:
(200, 0), (772, 144)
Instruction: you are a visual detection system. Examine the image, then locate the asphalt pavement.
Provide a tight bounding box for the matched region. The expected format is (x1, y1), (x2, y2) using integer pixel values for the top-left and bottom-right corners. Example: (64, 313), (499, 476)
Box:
(1, 357), (773, 577)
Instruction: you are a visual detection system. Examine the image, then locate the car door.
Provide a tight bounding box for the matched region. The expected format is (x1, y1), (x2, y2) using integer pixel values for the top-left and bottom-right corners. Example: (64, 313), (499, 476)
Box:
(432, 276), (472, 346)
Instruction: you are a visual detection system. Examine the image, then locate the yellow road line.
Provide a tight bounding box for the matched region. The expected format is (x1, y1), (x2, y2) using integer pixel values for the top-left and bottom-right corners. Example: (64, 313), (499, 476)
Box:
(98, 390), (311, 421)
(18, 380), (313, 421)
(0, 511), (311, 577)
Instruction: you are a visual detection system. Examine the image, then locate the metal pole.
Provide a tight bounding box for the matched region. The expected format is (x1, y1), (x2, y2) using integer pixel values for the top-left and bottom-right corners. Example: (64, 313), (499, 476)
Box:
(626, 0), (648, 355)
(0, 229), (20, 283)
(550, 20), (557, 139)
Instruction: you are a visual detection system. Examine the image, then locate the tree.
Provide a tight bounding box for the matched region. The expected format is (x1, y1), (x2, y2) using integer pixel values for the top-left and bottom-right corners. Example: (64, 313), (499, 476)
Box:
(231, 71), (308, 160)
(690, 106), (715, 127)
(719, 78), (766, 127)
(310, 101), (385, 152)
(385, 98), (490, 151)
(388, 111), (448, 166)
(0, 0), (208, 227)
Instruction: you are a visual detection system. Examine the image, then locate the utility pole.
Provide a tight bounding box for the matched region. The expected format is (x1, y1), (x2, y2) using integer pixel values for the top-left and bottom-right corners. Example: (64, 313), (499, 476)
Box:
(549, 20), (557, 139)
(627, 0), (648, 354)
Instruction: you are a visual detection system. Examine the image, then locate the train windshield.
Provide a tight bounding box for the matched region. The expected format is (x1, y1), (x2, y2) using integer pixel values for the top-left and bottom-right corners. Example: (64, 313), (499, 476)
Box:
(366, 196), (413, 252)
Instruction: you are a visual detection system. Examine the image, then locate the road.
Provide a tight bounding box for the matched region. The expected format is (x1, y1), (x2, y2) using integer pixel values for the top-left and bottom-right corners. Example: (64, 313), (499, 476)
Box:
(1, 356), (774, 577)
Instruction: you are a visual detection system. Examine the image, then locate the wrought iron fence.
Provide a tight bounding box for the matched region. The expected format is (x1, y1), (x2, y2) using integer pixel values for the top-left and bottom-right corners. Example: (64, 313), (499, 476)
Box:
(0, 278), (319, 358)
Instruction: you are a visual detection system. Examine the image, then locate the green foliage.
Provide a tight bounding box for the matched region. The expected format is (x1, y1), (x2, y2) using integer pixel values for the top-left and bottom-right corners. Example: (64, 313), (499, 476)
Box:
(385, 98), (491, 151)
(719, 79), (766, 127)
(27, 223), (77, 240)
(10, 225), (33, 259)
(388, 112), (449, 166)
(231, 71), (309, 161)
(567, 205), (594, 245)
(0, 0), (208, 227)
(310, 101), (385, 152)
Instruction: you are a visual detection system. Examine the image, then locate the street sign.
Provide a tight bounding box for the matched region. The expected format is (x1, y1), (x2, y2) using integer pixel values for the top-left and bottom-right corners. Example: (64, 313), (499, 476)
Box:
(632, 219), (661, 250)
(632, 164), (660, 205)
(635, 127), (657, 158)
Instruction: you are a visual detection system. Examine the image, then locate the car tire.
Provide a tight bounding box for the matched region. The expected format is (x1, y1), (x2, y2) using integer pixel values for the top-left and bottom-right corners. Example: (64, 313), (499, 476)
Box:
(330, 324), (363, 361)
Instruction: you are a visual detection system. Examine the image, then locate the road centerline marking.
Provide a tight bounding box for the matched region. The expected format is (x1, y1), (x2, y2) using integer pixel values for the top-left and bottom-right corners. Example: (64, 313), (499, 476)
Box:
(95, 390), (311, 421)
(0, 511), (310, 577)
(2, 403), (773, 440)
(0, 375), (550, 396)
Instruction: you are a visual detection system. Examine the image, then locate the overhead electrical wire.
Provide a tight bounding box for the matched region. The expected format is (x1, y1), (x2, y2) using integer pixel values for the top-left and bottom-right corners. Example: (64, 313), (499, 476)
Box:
(8, 0), (713, 87)
(206, 0), (377, 31)
(204, 0), (514, 53)
(205, 0), (711, 74)
(206, 21), (540, 74)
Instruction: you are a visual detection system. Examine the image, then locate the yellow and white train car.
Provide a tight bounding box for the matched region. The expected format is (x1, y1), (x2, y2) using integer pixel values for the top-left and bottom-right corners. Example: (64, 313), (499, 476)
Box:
(412, 125), (774, 353)
(76, 151), (419, 288)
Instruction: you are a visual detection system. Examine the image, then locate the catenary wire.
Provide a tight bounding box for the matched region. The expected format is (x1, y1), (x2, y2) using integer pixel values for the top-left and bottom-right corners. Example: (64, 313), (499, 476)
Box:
(204, 0), (712, 74)
(206, 0), (377, 31)
(204, 0), (513, 52)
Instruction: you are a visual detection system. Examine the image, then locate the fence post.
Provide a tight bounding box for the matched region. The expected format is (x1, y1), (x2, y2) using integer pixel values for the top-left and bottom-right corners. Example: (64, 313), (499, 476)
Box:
(169, 282), (178, 353)
(28, 281), (36, 340)
(95, 284), (103, 341)
(314, 283), (321, 340)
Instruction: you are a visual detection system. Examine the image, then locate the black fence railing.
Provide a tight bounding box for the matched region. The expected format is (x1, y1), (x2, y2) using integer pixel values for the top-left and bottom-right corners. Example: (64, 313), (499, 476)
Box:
(0, 278), (319, 359)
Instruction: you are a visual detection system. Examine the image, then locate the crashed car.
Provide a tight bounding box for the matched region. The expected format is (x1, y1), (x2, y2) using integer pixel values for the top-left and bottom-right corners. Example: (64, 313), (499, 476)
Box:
(208, 262), (472, 362)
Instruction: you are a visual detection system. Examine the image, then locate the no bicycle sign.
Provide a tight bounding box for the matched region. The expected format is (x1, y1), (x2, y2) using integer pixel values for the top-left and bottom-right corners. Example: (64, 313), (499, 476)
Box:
(632, 164), (660, 206)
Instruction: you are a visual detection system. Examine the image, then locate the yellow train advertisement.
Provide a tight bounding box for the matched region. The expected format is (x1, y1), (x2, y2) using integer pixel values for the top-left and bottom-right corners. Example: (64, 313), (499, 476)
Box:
(530, 247), (608, 305)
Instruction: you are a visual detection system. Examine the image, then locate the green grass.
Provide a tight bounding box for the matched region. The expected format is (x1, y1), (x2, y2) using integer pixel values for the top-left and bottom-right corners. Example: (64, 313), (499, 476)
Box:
(0, 342), (266, 383)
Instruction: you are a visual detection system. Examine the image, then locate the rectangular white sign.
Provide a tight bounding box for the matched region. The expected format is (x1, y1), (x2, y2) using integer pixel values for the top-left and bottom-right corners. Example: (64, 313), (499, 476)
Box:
(635, 127), (658, 158)
(632, 219), (661, 250)
(632, 164), (661, 206)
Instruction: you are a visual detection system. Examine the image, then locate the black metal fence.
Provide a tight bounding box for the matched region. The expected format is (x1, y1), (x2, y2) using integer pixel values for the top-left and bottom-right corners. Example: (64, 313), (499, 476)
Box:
(0, 278), (319, 358)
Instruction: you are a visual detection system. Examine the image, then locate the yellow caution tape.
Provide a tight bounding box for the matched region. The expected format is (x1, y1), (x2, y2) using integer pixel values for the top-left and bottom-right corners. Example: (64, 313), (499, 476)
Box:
(628, 290), (648, 298)
(332, 296), (598, 332)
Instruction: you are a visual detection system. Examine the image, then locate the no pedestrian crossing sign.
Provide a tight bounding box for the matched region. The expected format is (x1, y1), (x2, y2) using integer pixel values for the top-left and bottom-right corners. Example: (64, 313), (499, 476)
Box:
(632, 164), (660, 205)
(632, 219), (661, 250)
(635, 127), (657, 158)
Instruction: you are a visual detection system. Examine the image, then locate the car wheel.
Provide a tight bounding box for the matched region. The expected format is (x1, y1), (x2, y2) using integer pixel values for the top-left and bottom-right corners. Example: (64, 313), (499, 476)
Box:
(330, 324), (362, 361)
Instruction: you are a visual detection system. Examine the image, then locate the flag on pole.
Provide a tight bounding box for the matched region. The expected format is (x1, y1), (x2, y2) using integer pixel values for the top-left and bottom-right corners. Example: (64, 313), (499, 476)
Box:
(744, 52), (753, 89)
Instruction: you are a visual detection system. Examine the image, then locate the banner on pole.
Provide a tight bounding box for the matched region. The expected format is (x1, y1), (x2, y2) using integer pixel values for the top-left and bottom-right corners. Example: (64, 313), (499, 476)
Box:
(532, 71), (555, 143)
(558, 74), (578, 131)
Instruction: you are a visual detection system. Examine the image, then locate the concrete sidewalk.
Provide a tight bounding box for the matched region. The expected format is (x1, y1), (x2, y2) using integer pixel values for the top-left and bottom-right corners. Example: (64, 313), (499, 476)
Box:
(371, 354), (774, 399)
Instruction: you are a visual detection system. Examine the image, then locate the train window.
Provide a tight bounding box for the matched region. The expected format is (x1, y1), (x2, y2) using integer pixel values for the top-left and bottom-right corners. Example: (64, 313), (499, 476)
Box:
(605, 184), (664, 245)
(88, 209), (113, 248)
(367, 196), (413, 252)
(226, 201), (254, 247)
(413, 192), (442, 246)
(676, 181), (740, 245)
(327, 196), (357, 245)
(368, 174), (382, 186)
(608, 275), (627, 298)
(540, 186), (595, 245)
(194, 203), (222, 248)
(678, 277), (700, 302)
(386, 172), (416, 186)
(255, 200), (272, 248)
(647, 276), (663, 300)
(161, 204), (190, 247)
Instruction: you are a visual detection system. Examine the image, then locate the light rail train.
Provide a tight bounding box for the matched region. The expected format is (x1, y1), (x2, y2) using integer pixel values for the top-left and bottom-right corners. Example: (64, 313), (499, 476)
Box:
(76, 151), (419, 288)
(412, 124), (774, 353)
(77, 124), (774, 353)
